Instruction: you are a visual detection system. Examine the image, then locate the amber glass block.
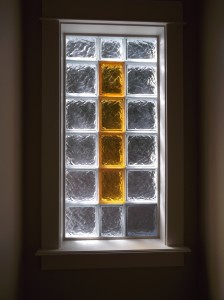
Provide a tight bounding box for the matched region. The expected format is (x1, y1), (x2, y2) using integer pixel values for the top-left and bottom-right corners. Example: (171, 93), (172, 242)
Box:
(100, 98), (124, 132)
(99, 62), (124, 97)
(100, 134), (124, 168)
(100, 169), (125, 204)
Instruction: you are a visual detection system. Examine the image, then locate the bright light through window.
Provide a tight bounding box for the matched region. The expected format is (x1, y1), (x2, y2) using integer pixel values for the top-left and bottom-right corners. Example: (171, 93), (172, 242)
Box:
(64, 35), (159, 238)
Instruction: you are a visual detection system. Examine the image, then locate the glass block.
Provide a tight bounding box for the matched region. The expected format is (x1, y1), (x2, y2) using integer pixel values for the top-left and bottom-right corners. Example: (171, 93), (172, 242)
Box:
(66, 134), (97, 167)
(100, 98), (124, 131)
(126, 204), (157, 237)
(127, 170), (157, 202)
(100, 134), (124, 168)
(127, 134), (157, 167)
(66, 36), (96, 59)
(127, 99), (157, 131)
(65, 170), (97, 203)
(100, 170), (124, 204)
(99, 62), (124, 96)
(127, 38), (156, 60)
(66, 98), (96, 130)
(127, 65), (156, 95)
(65, 206), (97, 237)
(101, 206), (123, 237)
(101, 38), (123, 60)
(66, 63), (96, 95)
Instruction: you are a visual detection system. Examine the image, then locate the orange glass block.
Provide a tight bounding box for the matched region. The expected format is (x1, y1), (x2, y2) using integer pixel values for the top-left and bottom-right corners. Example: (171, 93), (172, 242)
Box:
(100, 134), (125, 168)
(100, 169), (125, 204)
(100, 98), (125, 132)
(99, 62), (125, 97)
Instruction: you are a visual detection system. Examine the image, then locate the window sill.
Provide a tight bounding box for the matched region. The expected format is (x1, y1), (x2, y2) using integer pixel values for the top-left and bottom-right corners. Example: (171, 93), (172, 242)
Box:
(37, 240), (190, 269)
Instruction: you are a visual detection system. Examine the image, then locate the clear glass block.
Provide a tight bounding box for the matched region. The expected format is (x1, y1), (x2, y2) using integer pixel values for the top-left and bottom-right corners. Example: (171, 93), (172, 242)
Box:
(127, 99), (157, 131)
(100, 134), (124, 168)
(101, 38), (123, 60)
(100, 169), (124, 204)
(99, 62), (124, 97)
(127, 170), (157, 202)
(66, 134), (97, 167)
(66, 98), (96, 130)
(66, 63), (96, 95)
(66, 36), (96, 59)
(100, 98), (124, 132)
(126, 204), (157, 237)
(127, 38), (156, 60)
(100, 206), (123, 237)
(127, 134), (157, 167)
(65, 206), (97, 237)
(65, 170), (97, 203)
(127, 65), (156, 95)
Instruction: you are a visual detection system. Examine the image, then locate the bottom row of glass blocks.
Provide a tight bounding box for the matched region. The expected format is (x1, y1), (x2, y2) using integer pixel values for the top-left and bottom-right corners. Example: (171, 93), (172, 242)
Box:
(65, 204), (157, 238)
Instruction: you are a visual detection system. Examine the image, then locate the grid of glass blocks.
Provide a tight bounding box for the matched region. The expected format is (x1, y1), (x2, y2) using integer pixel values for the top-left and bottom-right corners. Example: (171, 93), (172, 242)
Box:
(64, 35), (158, 238)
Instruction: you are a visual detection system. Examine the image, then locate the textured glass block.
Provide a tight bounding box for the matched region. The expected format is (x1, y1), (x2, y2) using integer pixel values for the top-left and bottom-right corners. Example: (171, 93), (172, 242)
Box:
(100, 170), (124, 204)
(127, 99), (157, 130)
(66, 36), (96, 59)
(127, 39), (156, 60)
(100, 98), (124, 131)
(66, 63), (96, 94)
(101, 38), (123, 60)
(65, 206), (97, 237)
(127, 65), (156, 95)
(66, 134), (97, 166)
(99, 62), (124, 96)
(66, 98), (96, 130)
(100, 134), (124, 167)
(126, 204), (157, 237)
(127, 134), (157, 167)
(101, 206), (123, 237)
(127, 170), (157, 202)
(65, 170), (97, 203)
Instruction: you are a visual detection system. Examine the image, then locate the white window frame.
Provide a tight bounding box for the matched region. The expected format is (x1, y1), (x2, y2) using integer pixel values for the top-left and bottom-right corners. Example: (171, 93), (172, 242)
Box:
(38, 16), (189, 269)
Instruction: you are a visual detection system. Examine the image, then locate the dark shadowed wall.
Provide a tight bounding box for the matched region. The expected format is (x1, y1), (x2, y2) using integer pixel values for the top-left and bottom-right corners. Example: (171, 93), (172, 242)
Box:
(0, 0), (22, 299)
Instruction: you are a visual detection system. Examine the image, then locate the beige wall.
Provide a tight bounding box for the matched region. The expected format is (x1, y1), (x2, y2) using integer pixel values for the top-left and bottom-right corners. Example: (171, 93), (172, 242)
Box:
(0, 0), (22, 299)
(200, 0), (224, 299)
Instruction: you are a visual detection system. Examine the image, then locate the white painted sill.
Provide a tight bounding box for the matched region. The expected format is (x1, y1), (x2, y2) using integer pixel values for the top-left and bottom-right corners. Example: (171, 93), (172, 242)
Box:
(37, 239), (190, 269)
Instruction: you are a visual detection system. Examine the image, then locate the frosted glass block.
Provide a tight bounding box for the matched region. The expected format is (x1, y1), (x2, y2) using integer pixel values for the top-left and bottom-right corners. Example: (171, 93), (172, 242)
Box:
(66, 36), (96, 59)
(127, 65), (156, 95)
(66, 134), (97, 167)
(101, 206), (123, 237)
(127, 99), (157, 131)
(100, 134), (124, 168)
(65, 170), (97, 203)
(99, 62), (124, 96)
(126, 204), (157, 237)
(127, 134), (157, 167)
(65, 206), (97, 237)
(66, 63), (96, 94)
(127, 39), (156, 60)
(127, 170), (157, 202)
(101, 38), (123, 60)
(100, 170), (124, 204)
(66, 98), (96, 130)
(100, 98), (124, 131)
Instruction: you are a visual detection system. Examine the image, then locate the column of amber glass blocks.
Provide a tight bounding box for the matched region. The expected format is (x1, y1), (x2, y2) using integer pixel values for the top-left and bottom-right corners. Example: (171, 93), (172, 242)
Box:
(99, 62), (125, 204)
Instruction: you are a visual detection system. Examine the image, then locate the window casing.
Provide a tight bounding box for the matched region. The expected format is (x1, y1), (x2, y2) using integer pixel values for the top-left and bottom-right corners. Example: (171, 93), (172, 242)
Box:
(39, 18), (187, 269)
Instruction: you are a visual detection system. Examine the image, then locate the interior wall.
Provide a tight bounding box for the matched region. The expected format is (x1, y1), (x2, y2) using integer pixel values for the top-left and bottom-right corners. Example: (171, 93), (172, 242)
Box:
(0, 0), (22, 299)
(200, 0), (224, 299)
(22, 0), (201, 299)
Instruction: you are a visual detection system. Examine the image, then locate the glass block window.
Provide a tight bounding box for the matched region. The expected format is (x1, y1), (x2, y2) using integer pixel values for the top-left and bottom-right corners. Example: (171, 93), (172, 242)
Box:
(64, 35), (158, 239)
